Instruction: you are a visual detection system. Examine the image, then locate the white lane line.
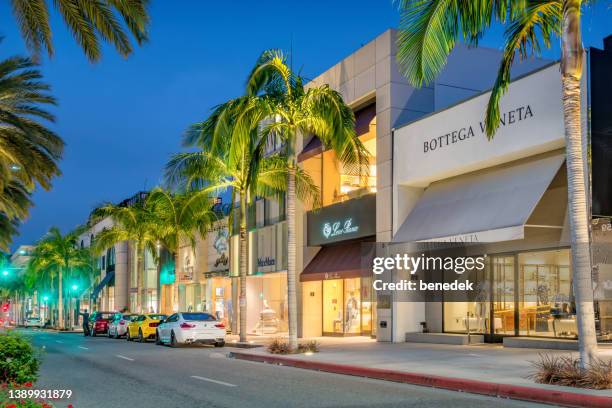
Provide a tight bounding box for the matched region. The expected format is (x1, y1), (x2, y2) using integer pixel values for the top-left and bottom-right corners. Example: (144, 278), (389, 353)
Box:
(116, 355), (135, 361)
(55, 340), (64, 344)
(78, 346), (89, 350)
(190, 375), (237, 387)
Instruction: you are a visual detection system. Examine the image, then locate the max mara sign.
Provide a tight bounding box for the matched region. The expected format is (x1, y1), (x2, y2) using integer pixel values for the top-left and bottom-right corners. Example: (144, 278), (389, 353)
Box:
(394, 63), (564, 187)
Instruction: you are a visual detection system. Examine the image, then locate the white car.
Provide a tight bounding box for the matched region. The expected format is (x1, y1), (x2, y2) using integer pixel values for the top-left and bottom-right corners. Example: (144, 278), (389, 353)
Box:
(24, 317), (43, 328)
(107, 313), (136, 339)
(156, 312), (225, 347)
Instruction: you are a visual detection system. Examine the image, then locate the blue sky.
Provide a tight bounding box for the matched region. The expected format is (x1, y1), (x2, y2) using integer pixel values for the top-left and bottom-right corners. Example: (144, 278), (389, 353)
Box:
(0, 1), (610, 249)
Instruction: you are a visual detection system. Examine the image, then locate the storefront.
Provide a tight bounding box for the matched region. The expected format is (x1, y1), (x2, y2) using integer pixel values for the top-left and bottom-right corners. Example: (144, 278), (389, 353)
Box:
(238, 222), (289, 335)
(391, 62), (582, 342)
(302, 193), (376, 337)
(203, 226), (235, 329)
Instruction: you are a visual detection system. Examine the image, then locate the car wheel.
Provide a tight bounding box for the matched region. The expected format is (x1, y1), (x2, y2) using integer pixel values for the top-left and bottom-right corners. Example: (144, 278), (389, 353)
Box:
(155, 331), (162, 345)
(214, 341), (225, 348)
(138, 329), (145, 343)
(170, 331), (179, 348)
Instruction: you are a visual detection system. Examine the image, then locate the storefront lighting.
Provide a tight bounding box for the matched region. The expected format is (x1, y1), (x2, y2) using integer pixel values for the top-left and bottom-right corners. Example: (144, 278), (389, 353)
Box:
(304, 351), (314, 356)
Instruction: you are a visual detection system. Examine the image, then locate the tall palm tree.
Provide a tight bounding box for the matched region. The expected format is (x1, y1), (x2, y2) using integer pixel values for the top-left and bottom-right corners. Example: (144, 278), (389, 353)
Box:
(93, 197), (159, 313)
(0, 51), (63, 251)
(395, 0), (596, 366)
(28, 226), (92, 329)
(146, 189), (219, 314)
(166, 96), (319, 342)
(246, 50), (369, 349)
(10, 0), (150, 62)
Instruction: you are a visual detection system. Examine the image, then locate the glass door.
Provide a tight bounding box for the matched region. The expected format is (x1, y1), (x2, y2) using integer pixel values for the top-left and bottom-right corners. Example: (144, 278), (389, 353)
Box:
(491, 256), (516, 336)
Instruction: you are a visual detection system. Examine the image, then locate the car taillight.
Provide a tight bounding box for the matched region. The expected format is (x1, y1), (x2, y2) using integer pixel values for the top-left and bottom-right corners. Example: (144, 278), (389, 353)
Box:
(119, 321), (125, 325)
(215, 323), (225, 329)
(180, 322), (195, 329)
(149, 322), (159, 328)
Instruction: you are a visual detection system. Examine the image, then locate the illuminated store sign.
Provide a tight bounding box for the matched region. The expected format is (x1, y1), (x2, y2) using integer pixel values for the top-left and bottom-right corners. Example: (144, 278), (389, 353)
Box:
(307, 194), (376, 246)
(322, 218), (359, 239)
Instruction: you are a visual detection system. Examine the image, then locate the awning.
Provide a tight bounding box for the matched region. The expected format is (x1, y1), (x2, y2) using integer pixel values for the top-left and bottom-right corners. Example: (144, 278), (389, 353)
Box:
(91, 270), (115, 300)
(300, 241), (371, 282)
(393, 154), (565, 243)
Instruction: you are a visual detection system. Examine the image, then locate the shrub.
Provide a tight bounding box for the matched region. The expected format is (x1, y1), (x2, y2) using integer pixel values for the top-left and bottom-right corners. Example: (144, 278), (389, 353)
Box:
(267, 339), (320, 354)
(297, 341), (319, 354)
(530, 353), (612, 389)
(267, 338), (291, 354)
(0, 333), (40, 385)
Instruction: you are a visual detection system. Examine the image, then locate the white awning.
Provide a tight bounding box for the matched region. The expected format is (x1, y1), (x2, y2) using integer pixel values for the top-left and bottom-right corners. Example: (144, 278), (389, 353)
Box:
(392, 154), (565, 243)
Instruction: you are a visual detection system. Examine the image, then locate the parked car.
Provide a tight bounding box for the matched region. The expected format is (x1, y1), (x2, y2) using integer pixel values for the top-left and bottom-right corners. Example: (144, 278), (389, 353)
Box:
(88, 312), (115, 336)
(24, 317), (44, 328)
(126, 314), (167, 342)
(107, 313), (136, 339)
(156, 312), (225, 347)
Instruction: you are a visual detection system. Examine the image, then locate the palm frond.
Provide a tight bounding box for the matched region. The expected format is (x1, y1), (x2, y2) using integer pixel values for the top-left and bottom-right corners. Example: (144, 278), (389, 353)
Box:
(484, 0), (561, 137)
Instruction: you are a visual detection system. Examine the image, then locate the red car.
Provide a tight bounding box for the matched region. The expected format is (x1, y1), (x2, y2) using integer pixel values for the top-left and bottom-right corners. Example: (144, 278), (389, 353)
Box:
(88, 312), (115, 336)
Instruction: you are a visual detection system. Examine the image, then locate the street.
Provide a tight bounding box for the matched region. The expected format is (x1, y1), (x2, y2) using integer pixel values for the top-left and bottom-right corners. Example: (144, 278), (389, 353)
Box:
(14, 329), (554, 408)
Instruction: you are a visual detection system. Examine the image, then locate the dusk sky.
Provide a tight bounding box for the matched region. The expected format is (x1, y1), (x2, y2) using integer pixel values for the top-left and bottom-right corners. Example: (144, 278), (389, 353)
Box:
(0, 1), (610, 250)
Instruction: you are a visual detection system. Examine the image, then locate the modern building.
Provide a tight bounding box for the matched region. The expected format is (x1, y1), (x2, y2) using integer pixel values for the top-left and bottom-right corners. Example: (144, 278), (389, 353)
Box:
(388, 35), (612, 344)
(297, 29), (549, 339)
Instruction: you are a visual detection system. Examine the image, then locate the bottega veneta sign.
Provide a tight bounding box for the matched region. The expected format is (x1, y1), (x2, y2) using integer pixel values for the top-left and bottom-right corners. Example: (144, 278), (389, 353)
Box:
(423, 104), (534, 153)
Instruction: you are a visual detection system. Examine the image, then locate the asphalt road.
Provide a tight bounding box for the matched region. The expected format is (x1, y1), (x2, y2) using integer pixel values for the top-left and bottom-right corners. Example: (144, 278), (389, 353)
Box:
(14, 328), (554, 408)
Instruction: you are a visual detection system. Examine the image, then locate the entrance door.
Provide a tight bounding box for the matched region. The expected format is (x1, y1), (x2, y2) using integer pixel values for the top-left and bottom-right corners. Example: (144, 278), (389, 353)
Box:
(490, 256), (516, 337)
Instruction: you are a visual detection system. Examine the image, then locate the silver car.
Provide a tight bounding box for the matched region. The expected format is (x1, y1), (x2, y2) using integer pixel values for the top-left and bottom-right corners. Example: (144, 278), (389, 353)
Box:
(107, 313), (136, 339)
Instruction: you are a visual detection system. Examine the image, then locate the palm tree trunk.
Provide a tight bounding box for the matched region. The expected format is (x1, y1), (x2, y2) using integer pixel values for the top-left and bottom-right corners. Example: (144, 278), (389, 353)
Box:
(136, 242), (144, 313)
(562, 0), (597, 369)
(287, 165), (298, 350)
(239, 193), (248, 342)
(58, 268), (64, 329)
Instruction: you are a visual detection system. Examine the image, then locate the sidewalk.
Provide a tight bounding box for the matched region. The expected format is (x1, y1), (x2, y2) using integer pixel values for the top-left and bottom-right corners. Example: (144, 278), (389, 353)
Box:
(229, 337), (612, 407)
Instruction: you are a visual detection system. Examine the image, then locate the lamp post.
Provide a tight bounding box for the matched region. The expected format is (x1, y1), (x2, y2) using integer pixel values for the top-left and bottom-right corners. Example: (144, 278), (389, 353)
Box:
(69, 284), (79, 329)
(42, 295), (49, 326)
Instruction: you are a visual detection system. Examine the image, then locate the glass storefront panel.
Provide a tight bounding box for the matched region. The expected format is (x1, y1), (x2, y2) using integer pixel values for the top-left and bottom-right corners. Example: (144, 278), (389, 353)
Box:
(206, 277), (233, 329)
(492, 256), (515, 335)
(518, 249), (573, 337)
(323, 279), (343, 334)
(344, 278), (361, 334)
(321, 277), (370, 336)
(246, 272), (288, 335)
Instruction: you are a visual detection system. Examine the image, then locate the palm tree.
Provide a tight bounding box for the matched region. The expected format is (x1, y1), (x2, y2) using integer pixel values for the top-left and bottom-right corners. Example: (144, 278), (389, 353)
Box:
(10, 0), (150, 62)
(28, 226), (93, 329)
(0, 51), (63, 251)
(93, 197), (159, 313)
(395, 0), (596, 366)
(246, 50), (369, 349)
(146, 189), (219, 314)
(166, 96), (319, 342)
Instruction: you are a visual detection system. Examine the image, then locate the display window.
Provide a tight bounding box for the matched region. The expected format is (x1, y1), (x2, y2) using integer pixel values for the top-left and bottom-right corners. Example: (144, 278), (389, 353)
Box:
(246, 272), (288, 335)
(442, 248), (573, 339)
(322, 277), (372, 336)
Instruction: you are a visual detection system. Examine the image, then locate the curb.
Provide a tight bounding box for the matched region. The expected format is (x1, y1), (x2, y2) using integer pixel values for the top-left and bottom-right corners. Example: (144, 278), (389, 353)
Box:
(229, 351), (612, 408)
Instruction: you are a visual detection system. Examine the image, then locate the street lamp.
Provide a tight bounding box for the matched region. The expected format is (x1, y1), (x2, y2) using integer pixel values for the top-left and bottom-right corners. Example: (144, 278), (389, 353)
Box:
(71, 284), (78, 291)
(1, 270), (8, 277)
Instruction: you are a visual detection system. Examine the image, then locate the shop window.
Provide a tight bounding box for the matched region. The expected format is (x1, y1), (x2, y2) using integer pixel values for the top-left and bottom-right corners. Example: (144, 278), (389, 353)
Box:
(518, 249), (573, 338)
(246, 272), (288, 335)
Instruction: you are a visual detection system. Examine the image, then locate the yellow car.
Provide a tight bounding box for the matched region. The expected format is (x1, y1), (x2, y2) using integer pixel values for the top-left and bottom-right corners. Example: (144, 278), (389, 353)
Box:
(126, 314), (167, 342)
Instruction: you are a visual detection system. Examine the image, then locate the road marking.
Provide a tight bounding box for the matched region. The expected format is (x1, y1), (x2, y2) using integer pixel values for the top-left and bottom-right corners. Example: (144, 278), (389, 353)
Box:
(55, 340), (64, 344)
(190, 375), (237, 387)
(116, 355), (135, 361)
(78, 346), (89, 350)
